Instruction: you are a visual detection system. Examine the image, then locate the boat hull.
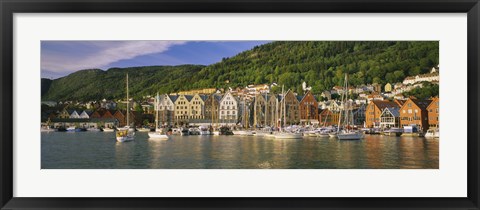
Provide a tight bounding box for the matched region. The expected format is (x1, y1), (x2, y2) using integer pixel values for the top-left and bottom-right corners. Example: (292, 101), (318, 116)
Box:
(274, 133), (303, 139)
(337, 132), (363, 140)
(116, 136), (134, 142)
(148, 132), (169, 140)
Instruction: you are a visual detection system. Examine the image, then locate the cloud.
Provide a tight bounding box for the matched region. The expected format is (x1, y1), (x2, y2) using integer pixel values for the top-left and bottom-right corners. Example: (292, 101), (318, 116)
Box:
(41, 41), (187, 73)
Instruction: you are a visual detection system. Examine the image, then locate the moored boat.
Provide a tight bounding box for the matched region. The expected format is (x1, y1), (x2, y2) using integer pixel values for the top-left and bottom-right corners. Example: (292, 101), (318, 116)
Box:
(425, 128), (440, 138)
(382, 127), (403, 136)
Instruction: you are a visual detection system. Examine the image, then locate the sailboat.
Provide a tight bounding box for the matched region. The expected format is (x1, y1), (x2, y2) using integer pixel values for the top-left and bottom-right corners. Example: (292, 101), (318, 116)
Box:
(211, 94), (220, 135)
(148, 92), (170, 140)
(274, 86), (303, 139)
(337, 73), (363, 140)
(116, 73), (136, 142)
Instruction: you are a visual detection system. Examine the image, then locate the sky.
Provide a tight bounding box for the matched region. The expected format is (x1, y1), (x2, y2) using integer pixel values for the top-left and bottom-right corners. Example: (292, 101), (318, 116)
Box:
(41, 41), (270, 79)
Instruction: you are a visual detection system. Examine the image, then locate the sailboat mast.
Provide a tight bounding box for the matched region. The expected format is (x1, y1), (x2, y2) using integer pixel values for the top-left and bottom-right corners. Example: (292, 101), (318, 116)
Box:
(126, 73), (129, 127)
(282, 86), (286, 128)
(265, 91), (268, 127)
(254, 94), (257, 128)
(155, 93), (159, 129)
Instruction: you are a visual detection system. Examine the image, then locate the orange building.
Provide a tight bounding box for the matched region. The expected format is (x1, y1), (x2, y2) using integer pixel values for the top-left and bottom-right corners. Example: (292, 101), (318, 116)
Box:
(427, 97), (439, 128)
(299, 91), (319, 125)
(365, 100), (400, 128)
(399, 98), (432, 132)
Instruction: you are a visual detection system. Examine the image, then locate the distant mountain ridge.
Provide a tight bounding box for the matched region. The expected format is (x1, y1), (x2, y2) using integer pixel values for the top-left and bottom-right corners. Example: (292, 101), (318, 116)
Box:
(41, 41), (438, 101)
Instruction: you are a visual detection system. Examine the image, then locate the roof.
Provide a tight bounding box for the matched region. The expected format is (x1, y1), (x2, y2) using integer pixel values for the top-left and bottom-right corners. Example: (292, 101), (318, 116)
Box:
(167, 95), (178, 103)
(383, 107), (400, 117)
(410, 99), (432, 110)
(296, 95), (304, 102)
(371, 100), (400, 109)
(199, 95), (209, 101)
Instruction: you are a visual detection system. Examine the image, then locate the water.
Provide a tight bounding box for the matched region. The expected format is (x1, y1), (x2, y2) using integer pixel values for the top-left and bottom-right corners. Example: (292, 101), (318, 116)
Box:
(41, 132), (439, 169)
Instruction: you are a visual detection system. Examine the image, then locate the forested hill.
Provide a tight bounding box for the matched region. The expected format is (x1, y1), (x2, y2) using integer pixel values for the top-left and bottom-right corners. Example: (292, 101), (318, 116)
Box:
(41, 65), (205, 101)
(190, 41), (438, 94)
(41, 41), (438, 101)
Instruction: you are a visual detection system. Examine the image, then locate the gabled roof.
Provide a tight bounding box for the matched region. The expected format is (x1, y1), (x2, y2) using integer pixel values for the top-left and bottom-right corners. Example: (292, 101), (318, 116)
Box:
(382, 107), (400, 117)
(199, 95), (209, 101)
(296, 95), (304, 102)
(410, 99), (432, 110)
(371, 100), (399, 109)
(168, 95), (178, 103)
(184, 95), (194, 101)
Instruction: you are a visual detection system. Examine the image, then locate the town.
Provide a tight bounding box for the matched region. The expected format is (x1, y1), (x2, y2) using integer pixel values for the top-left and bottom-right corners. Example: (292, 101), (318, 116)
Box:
(41, 66), (439, 136)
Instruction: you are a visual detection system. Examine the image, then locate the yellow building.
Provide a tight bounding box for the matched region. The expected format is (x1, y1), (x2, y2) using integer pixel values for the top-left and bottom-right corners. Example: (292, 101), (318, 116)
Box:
(177, 88), (216, 95)
(384, 83), (392, 93)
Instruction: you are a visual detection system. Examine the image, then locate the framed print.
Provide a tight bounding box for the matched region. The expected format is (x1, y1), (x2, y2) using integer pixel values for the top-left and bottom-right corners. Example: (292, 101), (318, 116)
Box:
(1, 0), (479, 209)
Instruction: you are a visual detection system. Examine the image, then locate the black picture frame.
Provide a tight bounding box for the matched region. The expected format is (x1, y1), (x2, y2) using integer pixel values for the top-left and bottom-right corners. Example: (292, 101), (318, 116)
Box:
(1, 0), (479, 209)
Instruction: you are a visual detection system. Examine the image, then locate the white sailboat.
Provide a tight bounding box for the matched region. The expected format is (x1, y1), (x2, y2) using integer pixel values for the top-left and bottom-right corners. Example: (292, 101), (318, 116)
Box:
(116, 73), (136, 142)
(149, 92), (170, 140)
(337, 73), (363, 140)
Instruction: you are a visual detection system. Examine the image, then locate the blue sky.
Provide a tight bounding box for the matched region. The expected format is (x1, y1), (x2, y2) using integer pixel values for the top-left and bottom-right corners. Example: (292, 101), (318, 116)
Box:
(41, 41), (270, 79)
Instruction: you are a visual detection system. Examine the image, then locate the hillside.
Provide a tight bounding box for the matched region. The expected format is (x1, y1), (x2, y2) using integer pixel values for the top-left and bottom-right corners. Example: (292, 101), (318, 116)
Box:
(41, 65), (204, 101)
(190, 41), (438, 94)
(41, 41), (438, 101)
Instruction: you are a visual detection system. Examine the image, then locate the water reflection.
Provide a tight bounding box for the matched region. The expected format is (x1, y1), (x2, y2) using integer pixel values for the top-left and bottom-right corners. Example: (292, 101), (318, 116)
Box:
(42, 132), (439, 169)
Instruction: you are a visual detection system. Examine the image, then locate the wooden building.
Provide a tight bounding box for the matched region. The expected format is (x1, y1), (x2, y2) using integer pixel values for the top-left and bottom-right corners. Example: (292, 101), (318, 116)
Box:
(299, 91), (319, 125)
(365, 100), (400, 128)
(399, 98), (432, 132)
(427, 97), (439, 128)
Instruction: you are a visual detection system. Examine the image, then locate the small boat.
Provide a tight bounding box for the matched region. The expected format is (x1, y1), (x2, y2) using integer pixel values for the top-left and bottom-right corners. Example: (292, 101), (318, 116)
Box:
(328, 132), (338, 138)
(180, 128), (190, 136)
(382, 128), (403, 136)
(401, 125), (425, 137)
(137, 127), (151, 132)
(116, 127), (135, 142)
(66, 126), (76, 132)
(425, 128), (440, 138)
(116, 73), (135, 142)
(274, 132), (303, 139)
(87, 127), (101, 132)
(148, 129), (169, 140)
(337, 130), (363, 140)
(41, 126), (56, 132)
(198, 126), (211, 135)
(213, 130), (220, 135)
(103, 127), (115, 132)
(316, 132), (330, 138)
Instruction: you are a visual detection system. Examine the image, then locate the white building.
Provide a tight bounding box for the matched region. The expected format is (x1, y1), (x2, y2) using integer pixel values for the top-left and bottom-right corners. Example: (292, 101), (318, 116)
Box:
(219, 91), (239, 122)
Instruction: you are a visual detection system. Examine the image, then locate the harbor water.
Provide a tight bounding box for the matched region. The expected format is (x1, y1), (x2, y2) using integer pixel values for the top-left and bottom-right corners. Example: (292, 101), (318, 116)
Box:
(41, 132), (439, 169)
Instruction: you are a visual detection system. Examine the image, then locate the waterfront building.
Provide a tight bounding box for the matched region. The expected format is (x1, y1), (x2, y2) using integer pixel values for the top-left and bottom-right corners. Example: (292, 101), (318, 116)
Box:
(57, 108), (71, 119)
(156, 94), (176, 126)
(190, 94), (207, 120)
(281, 90), (300, 125)
(299, 91), (319, 125)
(101, 110), (115, 120)
(399, 98), (432, 131)
(174, 95), (192, 122)
(204, 94), (222, 121)
(69, 110), (81, 119)
(79, 110), (91, 119)
(365, 100), (400, 128)
(380, 107), (401, 128)
(219, 91), (239, 123)
(113, 110), (134, 127)
(352, 104), (366, 126)
(253, 93), (268, 126)
(266, 93), (279, 127)
(427, 97), (439, 128)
